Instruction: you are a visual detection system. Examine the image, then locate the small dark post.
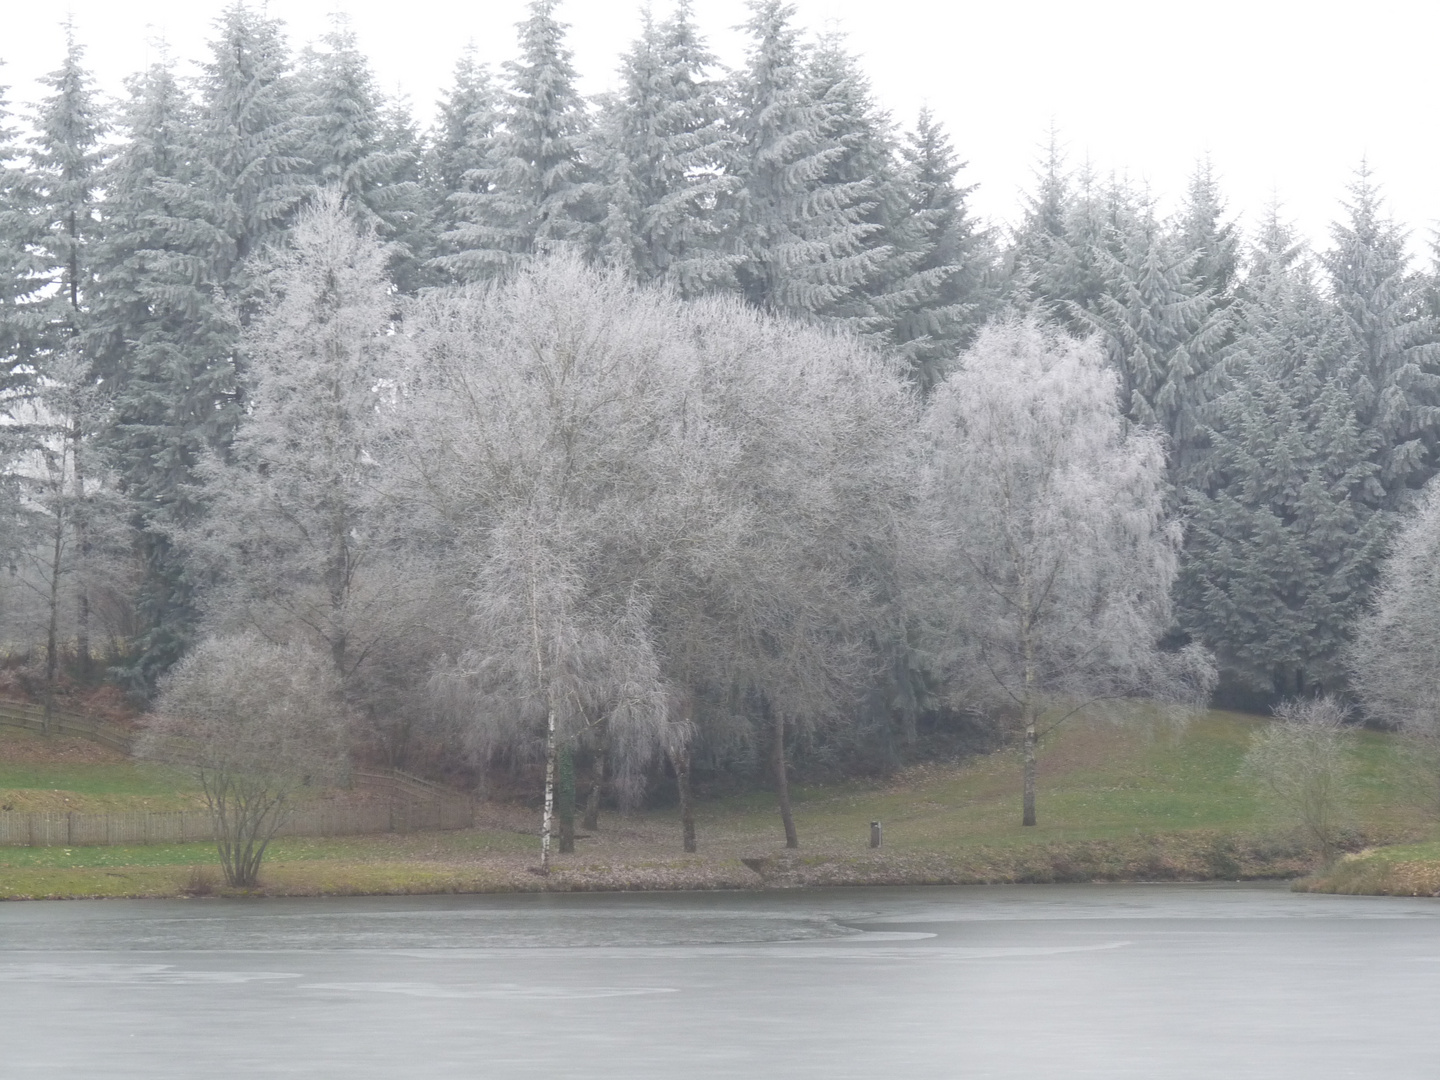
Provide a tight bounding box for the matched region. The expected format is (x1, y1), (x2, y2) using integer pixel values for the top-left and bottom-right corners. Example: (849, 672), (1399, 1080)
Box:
(870, 821), (882, 849)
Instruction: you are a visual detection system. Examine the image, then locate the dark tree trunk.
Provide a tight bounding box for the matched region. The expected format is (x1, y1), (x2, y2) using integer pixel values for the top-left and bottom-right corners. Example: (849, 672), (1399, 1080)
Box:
(670, 744), (696, 853)
(1022, 713), (1037, 827)
(774, 711), (798, 848)
(72, 426), (90, 679)
(582, 724), (608, 832)
(558, 745), (575, 854)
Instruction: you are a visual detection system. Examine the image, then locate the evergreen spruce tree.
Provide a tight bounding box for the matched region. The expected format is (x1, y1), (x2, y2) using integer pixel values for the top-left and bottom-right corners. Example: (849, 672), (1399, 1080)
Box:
(1072, 194), (1229, 486)
(28, 25), (106, 355)
(797, 32), (895, 331)
(91, 59), (236, 694)
(376, 93), (435, 293)
(1322, 164), (1440, 509)
(427, 46), (501, 282)
(297, 17), (426, 288)
(1007, 127), (1075, 314)
(438, 0), (593, 281)
(0, 65), (40, 415)
(28, 26), (109, 677)
(881, 107), (987, 392)
(592, 1), (736, 297)
(728, 1), (881, 319)
(198, 3), (308, 297)
(0, 65), (39, 576)
(1179, 214), (1387, 698)
(1175, 157), (1240, 301)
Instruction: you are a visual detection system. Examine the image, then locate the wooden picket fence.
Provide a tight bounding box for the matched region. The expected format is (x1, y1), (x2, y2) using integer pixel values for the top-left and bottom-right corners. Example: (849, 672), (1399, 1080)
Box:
(0, 698), (476, 847)
(0, 699), (134, 753)
(0, 793), (475, 848)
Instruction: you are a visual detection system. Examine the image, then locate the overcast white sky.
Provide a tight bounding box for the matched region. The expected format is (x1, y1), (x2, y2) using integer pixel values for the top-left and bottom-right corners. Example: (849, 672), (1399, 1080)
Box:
(3, 0), (1437, 261)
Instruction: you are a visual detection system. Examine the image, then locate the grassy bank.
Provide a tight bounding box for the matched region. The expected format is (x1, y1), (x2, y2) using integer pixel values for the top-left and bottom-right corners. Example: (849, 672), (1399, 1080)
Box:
(2, 711), (1437, 899)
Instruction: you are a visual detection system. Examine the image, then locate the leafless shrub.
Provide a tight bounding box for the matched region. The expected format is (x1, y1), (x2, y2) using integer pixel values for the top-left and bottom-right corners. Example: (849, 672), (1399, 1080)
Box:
(139, 633), (350, 887)
(1240, 695), (1354, 864)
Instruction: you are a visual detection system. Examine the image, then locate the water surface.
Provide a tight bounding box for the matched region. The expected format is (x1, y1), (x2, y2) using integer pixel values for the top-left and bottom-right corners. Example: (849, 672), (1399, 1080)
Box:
(2, 883), (1437, 1078)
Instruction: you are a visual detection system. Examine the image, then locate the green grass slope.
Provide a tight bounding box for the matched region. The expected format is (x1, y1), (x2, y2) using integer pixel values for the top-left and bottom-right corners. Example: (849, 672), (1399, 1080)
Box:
(1, 710), (1435, 899)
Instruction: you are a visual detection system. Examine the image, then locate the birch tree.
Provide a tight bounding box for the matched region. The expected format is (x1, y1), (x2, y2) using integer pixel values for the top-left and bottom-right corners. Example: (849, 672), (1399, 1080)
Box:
(404, 257), (914, 856)
(919, 320), (1213, 826)
(405, 258), (684, 869)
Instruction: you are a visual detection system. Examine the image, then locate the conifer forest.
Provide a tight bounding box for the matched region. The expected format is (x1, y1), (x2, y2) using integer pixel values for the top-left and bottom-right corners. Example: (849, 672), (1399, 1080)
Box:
(3, 0), (1439, 848)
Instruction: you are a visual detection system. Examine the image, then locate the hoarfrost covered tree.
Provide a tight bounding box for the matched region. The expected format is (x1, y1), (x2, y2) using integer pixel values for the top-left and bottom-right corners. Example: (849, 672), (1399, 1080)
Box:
(1239, 695), (1354, 864)
(1178, 212), (1387, 699)
(0, 65), (39, 412)
(297, 17), (426, 287)
(1323, 165), (1440, 509)
(28, 27), (109, 679)
(883, 107), (987, 393)
(1351, 483), (1440, 809)
(92, 58), (236, 694)
(591, 1), (736, 296)
(427, 47), (501, 282)
(406, 258), (684, 868)
(183, 195), (439, 758)
(661, 295), (916, 847)
(439, 0), (594, 281)
(141, 632), (349, 887)
(198, 3), (308, 299)
(2, 352), (127, 726)
(728, 1), (883, 321)
(919, 320), (1213, 826)
(1072, 198), (1230, 488)
(405, 257), (913, 856)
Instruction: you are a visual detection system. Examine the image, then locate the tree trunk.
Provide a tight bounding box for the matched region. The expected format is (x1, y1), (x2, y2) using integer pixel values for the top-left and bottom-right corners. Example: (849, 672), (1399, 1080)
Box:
(1020, 575), (1038, 827)
(557, 744), (575, 854)
(670, 744), (696, 853)
(582, 724), (607, 831)
(774, 711), (798, 848)
(72, 425), (90, 680)
(43, 506), (64, 737)
(1022, 707), (1038, 827)
(539, 707), (556, 872)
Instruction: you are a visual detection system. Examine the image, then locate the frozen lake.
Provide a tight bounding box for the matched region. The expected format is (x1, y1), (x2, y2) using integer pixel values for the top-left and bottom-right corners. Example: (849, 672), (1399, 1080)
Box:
(2, 883), (1439, 1078)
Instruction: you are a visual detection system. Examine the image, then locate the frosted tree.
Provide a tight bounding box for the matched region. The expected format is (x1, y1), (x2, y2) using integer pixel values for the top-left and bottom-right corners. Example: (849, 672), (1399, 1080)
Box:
(882, 107), (987, 393)
(0, 66), (41, 412)
(1072, 197), (1231, 488)
(919, 320), (1213, 826)
(673, 297), (916, 846)
(403, 258), (685, 868)
(197, 3), (308, 295)
(439, 0), (594, 281)
(1175, 157), (1240, 302)
(91, 59), (237, 693)
(1178, 213), (1387, 699)
(182, 195), (439, 757)
(427, 47), (500, 282)
(1322, 165), (1440, 509)
(1350, 483), (1440, 809)
(296, 17), (425, 285)
(142, 633), (349, 887)
(591, 1), (736, 296)
(28, 26), (109, 678)
(1240, 696), (1355, 863)
(1, 351), (127, 726)
(403, 258), (913, 856)
(728, 1), (882, 320)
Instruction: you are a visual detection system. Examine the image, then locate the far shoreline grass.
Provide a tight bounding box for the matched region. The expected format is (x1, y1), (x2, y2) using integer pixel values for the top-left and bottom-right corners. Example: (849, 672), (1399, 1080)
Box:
(4, 710), (1440, 901)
